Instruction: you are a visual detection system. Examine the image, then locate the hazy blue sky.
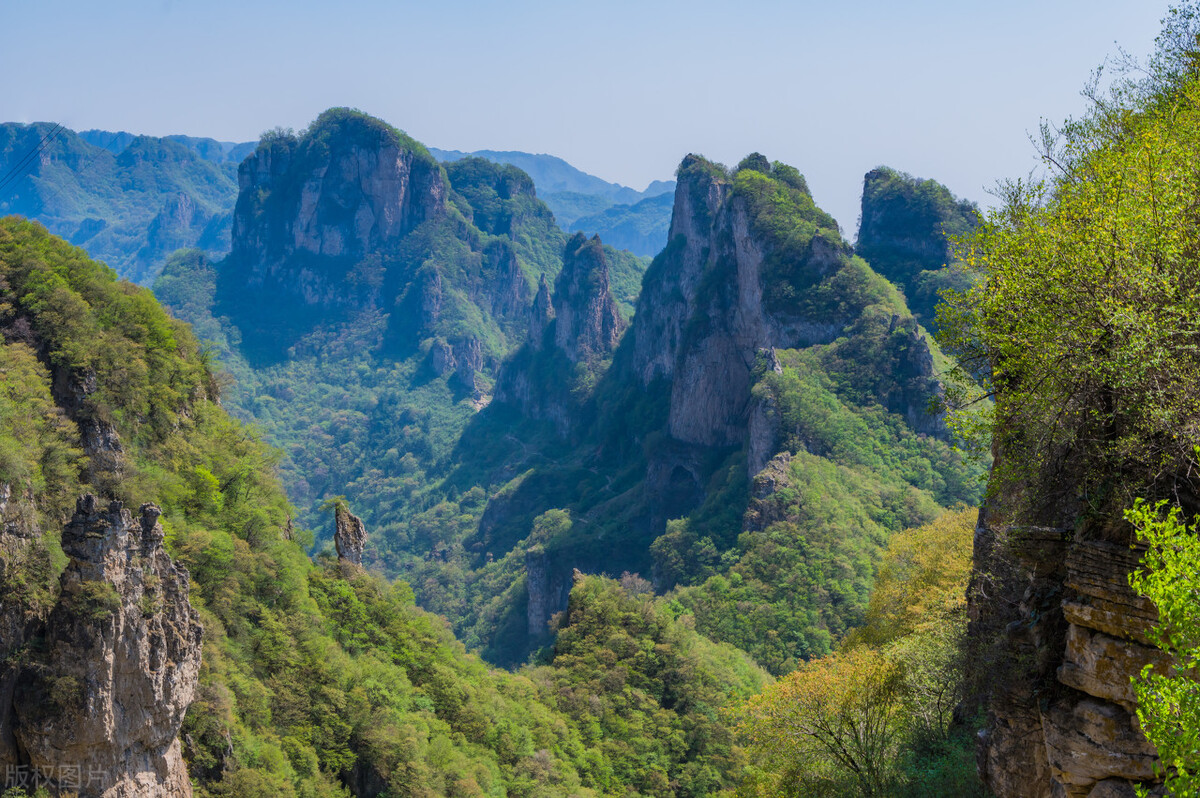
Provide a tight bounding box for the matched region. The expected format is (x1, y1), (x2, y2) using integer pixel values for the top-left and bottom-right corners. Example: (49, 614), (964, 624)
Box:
(1, 0), (1173, 234)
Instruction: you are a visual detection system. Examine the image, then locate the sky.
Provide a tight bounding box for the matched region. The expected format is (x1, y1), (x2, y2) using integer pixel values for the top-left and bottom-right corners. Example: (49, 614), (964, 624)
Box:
(1, 0), (1175, 235)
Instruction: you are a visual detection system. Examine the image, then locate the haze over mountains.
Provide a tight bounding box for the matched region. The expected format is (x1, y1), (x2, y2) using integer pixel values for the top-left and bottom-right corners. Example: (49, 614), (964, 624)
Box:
(2, 2), (1196, 794)
(0, 104), (990, 793)
(0, 122), (677, 291)
(136, 109), (983, 672)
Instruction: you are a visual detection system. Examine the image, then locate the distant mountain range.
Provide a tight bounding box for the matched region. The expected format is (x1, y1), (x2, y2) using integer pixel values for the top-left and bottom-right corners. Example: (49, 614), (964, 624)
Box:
(0, 123), (241, 284)
(428, 148), (674, 256)
(0, 122), (675, 286)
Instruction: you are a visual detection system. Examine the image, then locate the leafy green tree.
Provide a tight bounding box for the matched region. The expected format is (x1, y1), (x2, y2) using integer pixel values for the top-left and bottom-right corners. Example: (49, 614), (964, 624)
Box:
(740, 646), (904, 797)
(938, 6), (1200, 521)
(737, 509), (985, 797)
(1126, 500), (1200, 796)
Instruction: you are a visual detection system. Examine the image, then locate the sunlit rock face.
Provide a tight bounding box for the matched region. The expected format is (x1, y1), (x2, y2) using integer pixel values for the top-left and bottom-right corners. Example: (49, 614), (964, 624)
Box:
(8, 495), (202, 798)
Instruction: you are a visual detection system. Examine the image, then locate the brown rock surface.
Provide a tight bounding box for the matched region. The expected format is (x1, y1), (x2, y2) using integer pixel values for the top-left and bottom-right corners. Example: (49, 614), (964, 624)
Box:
(553, 233), (625, 363)
(971, 516), (1167, 797)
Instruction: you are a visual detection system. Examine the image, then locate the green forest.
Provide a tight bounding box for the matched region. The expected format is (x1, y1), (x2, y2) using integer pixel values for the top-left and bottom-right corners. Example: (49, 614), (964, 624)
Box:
(5, 4), (1200, 798)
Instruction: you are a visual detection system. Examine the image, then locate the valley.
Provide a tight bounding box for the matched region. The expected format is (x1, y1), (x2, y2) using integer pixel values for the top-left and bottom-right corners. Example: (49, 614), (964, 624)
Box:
(1, 5), (1196, 794)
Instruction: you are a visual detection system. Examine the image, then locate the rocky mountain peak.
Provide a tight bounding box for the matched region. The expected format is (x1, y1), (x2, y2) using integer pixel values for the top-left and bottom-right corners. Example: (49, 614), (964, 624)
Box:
(5, 494), (202, 797)
(232, 109), (445, 266)
(854, 166), (979, 326)
(334, 502), (368, 566)
(222, 109), (448, 339)
(552, 233), (624, 362)
(529, 273), (554, 348)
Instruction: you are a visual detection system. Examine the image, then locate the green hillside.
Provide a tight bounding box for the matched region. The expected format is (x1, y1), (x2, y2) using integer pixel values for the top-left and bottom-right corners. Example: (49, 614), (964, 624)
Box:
(0, 216), (771, 797)
(0, 124), (240, 284)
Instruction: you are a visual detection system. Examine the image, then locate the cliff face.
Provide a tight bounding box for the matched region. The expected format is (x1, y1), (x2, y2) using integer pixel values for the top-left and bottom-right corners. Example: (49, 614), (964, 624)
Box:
(1, 495), (201, 797)
(498, 155), (959, 654)
(971, 509), (1165, 798)
(231, 117), (444, 268)
(334, 503), (368, 566)
(227, 110), (445, 313)
(553, 234), (624, 363)
(627, 155), (943, 482)
(854, 166), (979, 327)
(494, 233), (625, 434)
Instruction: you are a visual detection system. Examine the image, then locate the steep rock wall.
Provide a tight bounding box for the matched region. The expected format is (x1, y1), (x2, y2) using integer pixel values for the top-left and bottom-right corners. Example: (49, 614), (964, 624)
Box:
(971, 511), (1165, 797)
(2, 495), (201, 797)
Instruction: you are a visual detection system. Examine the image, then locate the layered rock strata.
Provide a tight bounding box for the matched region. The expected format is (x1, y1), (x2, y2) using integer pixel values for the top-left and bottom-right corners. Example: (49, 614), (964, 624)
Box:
(972, 517), (1166, 797)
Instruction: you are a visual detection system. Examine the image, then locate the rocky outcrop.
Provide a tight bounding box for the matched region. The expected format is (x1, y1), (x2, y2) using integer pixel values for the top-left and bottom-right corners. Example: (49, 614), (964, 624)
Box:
(553, 234), (624, 363)
(219, 109), (449, 342)
(855, 166), (979, 326)
(971, 515), (1167, 797)
(231, 113), (445, 270)
(529, 274), (553, 348)
(51, 367), (127, 493)
(525, 546), (572, 638)
(624, 155), (942, 493)
(334, 503), (368, 566)
(430, 336), (488, 395)
(495, 233), (625, 433)
(6, 495), (202, 797)
(629, 155), (729, 386)
(478, 241), (532, 327)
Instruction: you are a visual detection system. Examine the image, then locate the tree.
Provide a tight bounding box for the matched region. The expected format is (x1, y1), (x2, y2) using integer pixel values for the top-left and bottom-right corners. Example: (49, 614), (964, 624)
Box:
(739, 646), (904, 797)
(937, 13), (1200, 520)
(1125, 500), (1200, 796)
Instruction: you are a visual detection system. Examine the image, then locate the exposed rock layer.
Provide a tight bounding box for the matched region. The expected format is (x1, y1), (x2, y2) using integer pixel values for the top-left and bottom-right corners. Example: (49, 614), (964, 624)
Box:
(2, 495), (202, 797)
(971, 515), (1166, 797)
(334, 503), (368, 566)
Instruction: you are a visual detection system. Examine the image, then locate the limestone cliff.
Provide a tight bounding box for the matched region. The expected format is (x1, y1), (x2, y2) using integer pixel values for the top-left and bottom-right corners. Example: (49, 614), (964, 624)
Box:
(529, 274), (553, 348)
(970, 502), (1165, 796)
(494, 233), (625, 435)
(214, 108), (557, 409)
(626, 154), (944, 491)
(553, 233), (624, 363)
(334, 502), (368, 566)
(492, 154), (956, 654)
(855, 166), (979, 327)
(2, 495), (201, 797)
(230, 114), (444, 278)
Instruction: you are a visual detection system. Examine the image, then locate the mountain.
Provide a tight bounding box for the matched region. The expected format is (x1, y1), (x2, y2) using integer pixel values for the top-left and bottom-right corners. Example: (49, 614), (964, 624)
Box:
(570, 192), (674, 257)
(0, 123), (668, 293)
(855, 166), (980, 329)
(437, 152), (984, 667)
(156, 109), (648, 561)
(428, 146), (676, 248)
(77, 129), (257, 164)
(0, 215), (774, 796)
(0, 123), (242, 284)
(158, 116), (984, 675)
(428, 147), (671, 207)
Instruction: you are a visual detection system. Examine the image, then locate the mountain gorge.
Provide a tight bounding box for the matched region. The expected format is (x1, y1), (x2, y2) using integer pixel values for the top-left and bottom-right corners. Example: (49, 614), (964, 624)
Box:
(0, 216), (774, 797)
(6, 1), (1200, 791)
(1, 103), (1009, 796)
(153, 111), (984, 676)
